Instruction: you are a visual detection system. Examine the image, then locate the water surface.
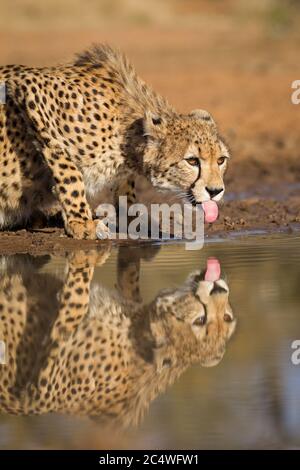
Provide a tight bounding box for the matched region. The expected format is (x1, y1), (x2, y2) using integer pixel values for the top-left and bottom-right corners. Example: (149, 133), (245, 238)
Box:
(0, 235), (300, 449)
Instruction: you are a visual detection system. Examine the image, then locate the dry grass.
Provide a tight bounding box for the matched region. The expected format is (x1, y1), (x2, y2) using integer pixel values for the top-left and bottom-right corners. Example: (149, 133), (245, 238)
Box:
(0, 0), (299, 31)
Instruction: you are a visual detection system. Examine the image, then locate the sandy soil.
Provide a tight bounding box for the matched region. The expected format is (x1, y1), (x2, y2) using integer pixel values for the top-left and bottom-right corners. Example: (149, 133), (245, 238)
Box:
(0, 2), (299, 254)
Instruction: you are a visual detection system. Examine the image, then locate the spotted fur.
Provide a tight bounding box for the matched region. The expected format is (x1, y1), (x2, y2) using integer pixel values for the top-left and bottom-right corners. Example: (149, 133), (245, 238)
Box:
(0, 45), (230, 239)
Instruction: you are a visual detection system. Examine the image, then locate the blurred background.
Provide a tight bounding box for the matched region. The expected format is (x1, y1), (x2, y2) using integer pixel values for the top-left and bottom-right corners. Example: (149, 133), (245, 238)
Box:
(1, 0), (300, 193)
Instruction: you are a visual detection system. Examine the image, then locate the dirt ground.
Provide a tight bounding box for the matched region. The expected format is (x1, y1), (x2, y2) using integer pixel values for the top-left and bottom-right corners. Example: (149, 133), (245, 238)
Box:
(0, 0), (300, 254)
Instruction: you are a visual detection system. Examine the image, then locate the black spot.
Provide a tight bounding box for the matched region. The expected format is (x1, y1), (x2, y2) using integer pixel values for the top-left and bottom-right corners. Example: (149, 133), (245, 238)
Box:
(152, 116), (162, 125)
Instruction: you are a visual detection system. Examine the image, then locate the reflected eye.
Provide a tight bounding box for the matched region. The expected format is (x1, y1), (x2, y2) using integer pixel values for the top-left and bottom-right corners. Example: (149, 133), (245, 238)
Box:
(185, 157), (199, 167)
(217, 156), (226, 166)
(193, 314), (207, 326)
(224, 313), (233, 323)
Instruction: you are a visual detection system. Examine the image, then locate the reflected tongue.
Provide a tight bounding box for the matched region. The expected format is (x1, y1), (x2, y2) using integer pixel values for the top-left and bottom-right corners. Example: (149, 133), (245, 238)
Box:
(204, 258), (221, 282)
(201, 200), (219, 223)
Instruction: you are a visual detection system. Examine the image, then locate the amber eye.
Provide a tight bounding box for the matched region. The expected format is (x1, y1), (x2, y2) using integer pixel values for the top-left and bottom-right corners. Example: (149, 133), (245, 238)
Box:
(217, 156), (226, 166)
(185, 157), (199, 167)
(193, 314), (207, 326)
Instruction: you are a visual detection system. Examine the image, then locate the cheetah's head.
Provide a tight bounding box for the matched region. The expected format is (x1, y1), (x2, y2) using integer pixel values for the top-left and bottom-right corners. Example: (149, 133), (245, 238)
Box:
(142, 109), (230, 222)
(151, 260), (236, 369)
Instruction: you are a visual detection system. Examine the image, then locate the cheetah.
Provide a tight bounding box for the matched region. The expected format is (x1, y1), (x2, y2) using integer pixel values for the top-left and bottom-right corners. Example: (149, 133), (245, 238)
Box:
(0, 247), (236, 426)
(0, 45), (230, 239)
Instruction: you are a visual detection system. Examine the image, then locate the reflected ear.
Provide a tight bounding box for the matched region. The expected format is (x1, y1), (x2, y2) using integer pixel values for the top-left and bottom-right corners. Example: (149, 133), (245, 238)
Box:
(153, 344), (173, 373)
(190, 109), (216, 126)
(143, 110), (166, 141)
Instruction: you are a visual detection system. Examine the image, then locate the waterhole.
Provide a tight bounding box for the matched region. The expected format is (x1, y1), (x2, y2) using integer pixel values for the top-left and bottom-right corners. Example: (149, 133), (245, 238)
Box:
(0, 234), (299, 449)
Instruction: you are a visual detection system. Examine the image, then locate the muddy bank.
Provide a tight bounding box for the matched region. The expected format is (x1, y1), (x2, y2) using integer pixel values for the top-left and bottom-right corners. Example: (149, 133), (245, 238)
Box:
(0, 180), (299, 255)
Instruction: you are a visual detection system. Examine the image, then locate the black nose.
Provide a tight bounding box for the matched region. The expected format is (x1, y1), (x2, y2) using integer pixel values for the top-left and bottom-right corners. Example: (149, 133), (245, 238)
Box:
(205, 187), (223, 198)
(210, 284), (228, 295)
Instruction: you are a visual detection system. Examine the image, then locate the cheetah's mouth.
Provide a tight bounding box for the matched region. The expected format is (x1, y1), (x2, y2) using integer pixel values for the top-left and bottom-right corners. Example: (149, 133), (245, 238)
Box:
(201, 200), (219, 223)
(204, 258), (221, 281)
(187, 191), (219, 223)
(192, 258), (221, 285)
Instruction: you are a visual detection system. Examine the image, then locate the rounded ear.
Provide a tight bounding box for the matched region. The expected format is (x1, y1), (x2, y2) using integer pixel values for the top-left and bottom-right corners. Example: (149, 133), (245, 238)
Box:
(153, 343), (174, 373)
(143, 110), (166, 140)
(190, 109), (216, 125)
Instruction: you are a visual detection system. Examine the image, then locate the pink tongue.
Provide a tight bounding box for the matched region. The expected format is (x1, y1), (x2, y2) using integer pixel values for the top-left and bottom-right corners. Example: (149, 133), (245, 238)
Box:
(201, 200), (219, 223)
(204, 258), (221, 282)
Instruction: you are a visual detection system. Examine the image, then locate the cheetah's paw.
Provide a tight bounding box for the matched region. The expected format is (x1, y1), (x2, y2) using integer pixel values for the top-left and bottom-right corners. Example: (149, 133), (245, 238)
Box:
(95, 219), (111, 240)
(66, 219), (97, 240)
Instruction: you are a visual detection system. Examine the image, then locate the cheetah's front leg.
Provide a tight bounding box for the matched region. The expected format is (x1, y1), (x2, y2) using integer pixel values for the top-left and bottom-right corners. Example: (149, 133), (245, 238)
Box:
(113, 173), (137, 235)
(49, 248), (111, 342)
(37, 248), (111, 388)
(43, 145), (106, 239)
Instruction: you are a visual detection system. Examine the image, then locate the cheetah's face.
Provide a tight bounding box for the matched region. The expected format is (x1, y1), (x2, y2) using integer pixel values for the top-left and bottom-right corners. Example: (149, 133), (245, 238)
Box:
(143, 109), (229, 207)
(153, 266), (236, 368)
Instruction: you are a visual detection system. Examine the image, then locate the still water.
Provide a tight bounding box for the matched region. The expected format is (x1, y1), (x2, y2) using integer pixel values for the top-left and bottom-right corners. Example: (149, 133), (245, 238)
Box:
(0, 235), (300, 449)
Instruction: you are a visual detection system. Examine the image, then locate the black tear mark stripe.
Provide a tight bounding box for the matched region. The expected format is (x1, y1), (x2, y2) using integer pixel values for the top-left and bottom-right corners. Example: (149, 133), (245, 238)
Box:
(190, 161), (201, 189)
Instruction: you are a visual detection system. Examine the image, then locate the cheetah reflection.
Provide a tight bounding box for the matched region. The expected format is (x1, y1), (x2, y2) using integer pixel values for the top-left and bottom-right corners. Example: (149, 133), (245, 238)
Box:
(0, 246), (236, 427)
